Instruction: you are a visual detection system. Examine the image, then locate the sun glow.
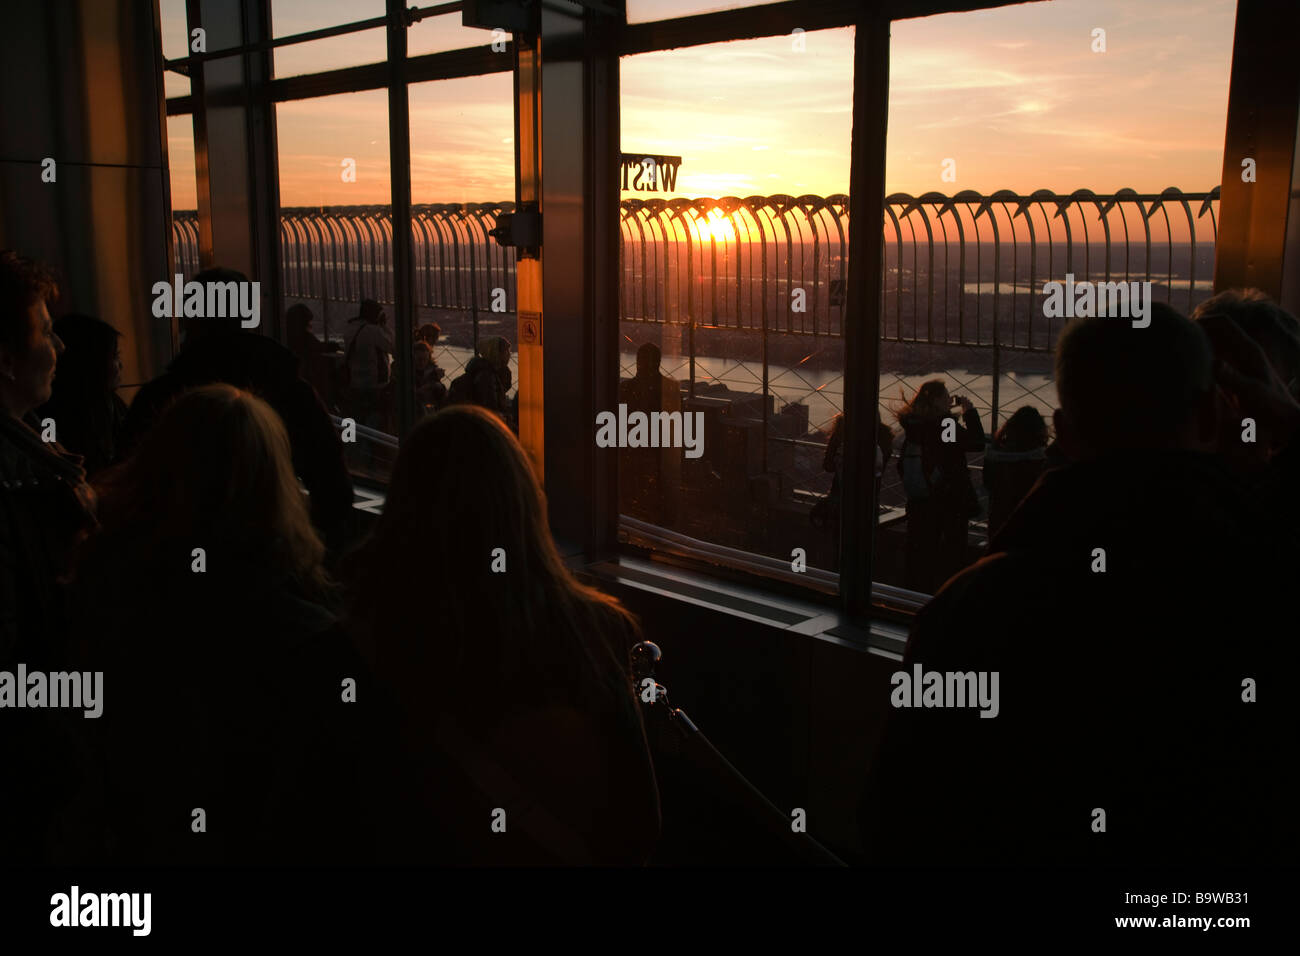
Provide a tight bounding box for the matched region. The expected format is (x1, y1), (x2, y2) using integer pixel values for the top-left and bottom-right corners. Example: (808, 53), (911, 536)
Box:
(695, 209), (736, 242)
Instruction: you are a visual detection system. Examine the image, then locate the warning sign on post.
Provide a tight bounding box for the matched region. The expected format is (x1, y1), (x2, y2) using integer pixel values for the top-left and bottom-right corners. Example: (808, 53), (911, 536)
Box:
(519, 310), (541, 345)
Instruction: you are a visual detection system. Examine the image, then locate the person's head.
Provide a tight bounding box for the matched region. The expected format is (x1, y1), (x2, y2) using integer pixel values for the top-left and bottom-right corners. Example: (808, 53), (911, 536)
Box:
(285, 303), (314, 342)
(413, 340), (432, 371)
(636, 342), (661, 378)
(1193, 289), (1300, 396)
(46, 313), (123, 399)
(418, 323), (441, 346)
(477, 335), (510, 369)
(1053, 303), (1217, 460)
(181, 267), (251, 344)
(897, 379), (950, 423)
(995, 406), (1049, 452)
(85, 384), (328, 592)
(359, 299), (384, 325)
(345, 405), (636, 724)
(0, 250), (61, 418)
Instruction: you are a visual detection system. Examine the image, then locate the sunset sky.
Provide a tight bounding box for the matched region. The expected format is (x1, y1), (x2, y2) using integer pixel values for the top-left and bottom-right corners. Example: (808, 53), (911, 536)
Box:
(163, 0), (1237, 210)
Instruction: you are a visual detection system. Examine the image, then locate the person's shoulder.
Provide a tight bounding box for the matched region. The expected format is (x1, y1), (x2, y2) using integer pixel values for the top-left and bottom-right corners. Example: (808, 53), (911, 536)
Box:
(906, 551), (1035, 661)
(216, 329), (297, 361)
(239, 332), (299, 376)
(127, 370), (183, 410)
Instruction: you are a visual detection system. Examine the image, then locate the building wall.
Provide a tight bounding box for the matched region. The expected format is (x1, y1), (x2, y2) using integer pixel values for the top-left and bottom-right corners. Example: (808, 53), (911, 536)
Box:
(600, 577), (899, 861)
(0, 0), (171, 396)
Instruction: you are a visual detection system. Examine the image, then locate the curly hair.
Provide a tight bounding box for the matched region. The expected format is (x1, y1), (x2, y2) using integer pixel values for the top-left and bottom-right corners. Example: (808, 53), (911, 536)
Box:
(0, 250), (58, 354)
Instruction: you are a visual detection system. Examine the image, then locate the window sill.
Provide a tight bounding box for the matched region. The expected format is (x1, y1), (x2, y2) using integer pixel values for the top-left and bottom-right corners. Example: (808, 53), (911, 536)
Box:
(345, 486), (914, 659)
(580, 553), (908, 660)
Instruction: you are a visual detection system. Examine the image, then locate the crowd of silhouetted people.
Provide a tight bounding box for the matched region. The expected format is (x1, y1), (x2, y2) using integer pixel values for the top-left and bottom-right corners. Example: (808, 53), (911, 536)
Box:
(283, 296), (516, 436)
(4, 241), (1300, 867)
(0, 253), (651, 865)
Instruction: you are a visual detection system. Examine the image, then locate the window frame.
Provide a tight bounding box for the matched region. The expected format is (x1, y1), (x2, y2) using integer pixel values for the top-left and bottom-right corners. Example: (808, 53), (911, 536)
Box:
(612, 0), (886, 622)
(161, 0), (1046, 628)
(164, 0), (514, 445)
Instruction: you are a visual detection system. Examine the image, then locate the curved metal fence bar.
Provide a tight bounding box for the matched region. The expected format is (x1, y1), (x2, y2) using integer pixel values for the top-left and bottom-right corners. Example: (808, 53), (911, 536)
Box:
(167, 189), (1219, 508)
(172, 212), (200, 279)
(170, 189), (1221, 347)
(171, 187), (1219, 439)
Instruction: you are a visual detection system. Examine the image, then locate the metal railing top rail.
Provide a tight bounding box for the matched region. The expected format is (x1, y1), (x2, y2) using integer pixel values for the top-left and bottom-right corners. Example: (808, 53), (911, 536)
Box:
(173, 185), (1221, 357)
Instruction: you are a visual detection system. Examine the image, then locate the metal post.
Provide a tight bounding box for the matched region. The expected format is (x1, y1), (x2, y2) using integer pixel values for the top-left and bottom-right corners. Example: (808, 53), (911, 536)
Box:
(386, 0), (416, 437)
(840, 11), (890, 620)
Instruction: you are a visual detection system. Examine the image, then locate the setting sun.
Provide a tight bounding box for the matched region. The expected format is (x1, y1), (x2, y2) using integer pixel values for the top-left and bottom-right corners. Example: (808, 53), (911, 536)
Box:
(696, 209), (737, 242)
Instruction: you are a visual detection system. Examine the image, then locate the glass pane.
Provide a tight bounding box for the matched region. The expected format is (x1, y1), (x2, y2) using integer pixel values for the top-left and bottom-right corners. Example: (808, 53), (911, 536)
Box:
(626, 0), (786, 25)
(874, 0), (1236, 598)
(158, 0), (190, 61)
(164, 73), (190, 99)
(272, 30), (387, 78)
(272, 0), (386, 77)
(167, 115), (198, 280)
(159, 0), (191, 99)
(276, 91), (394, 480)
(408, 12), (498, 57)
(619, 28), (853, 588)
(406, 75), (517, 424)
(272, 0), (385, 37)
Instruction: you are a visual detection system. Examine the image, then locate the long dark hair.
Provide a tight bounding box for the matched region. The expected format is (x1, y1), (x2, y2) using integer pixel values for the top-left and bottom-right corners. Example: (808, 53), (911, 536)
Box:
(894, 379), (948, 424)
(994, 406), (1048, 452)
(344, 405), (639, 730)
(76, 384), (331, 597)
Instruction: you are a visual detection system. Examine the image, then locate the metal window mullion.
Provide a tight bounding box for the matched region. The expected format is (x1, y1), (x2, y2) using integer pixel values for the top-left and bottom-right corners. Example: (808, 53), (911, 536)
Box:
(387, 0), (417, 438)
(839, 12), (889, 621)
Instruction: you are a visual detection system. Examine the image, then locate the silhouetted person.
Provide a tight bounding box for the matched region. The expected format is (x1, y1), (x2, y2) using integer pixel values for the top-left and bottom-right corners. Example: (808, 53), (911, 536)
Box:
(895, 380), (984, 593)
(69, 385), (363, 864)
(1193, 288), (1300, 478)
(37, 313), (127, 478)
(448, 335), (513, 425)
(982, 405), (1047, 542)
(285, 303), (341, 410)
(0, 255), (95, 659)
(618, 342), (681, 525)
(343, 405), (660, 864)
(814, 411), (892, 532)
(861, 303), (1299, 866)
(0, 251), (97, 864)
(343, 298), (394, 432)
(416, 322), (442, 348)
(412, 341), (446, 413)
(122, 268), (353, 550)
(1043, 435), (1070, 468)
(1199, 290), (1300, 544)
